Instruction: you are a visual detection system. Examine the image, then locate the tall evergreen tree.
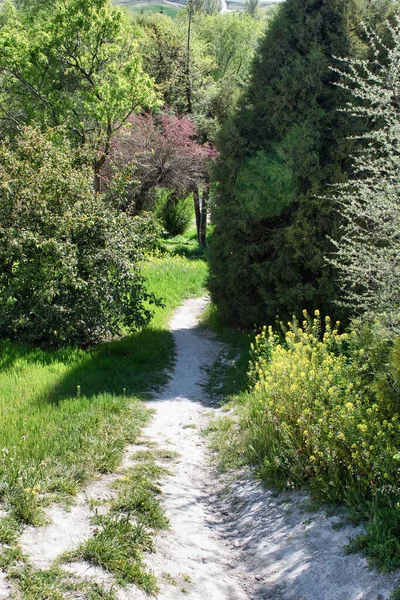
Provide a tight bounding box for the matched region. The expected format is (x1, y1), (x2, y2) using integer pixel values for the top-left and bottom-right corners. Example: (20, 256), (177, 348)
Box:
(208, 0), (372, 327)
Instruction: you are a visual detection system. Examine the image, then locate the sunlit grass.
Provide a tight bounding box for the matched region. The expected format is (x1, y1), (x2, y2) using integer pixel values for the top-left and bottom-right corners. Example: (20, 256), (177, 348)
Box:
(0, 253), (208, 523)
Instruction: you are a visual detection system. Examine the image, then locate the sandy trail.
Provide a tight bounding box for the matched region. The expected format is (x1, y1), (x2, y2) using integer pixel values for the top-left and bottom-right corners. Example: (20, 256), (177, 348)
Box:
(123, 296), (250, 599)
(3, 297), (400, 599)
(116, 296), (400, 600)
(128, 297), (400, 600)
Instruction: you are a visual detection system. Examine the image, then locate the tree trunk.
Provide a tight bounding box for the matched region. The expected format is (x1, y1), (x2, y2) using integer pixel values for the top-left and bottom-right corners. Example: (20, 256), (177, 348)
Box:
(186, 0), (193, 114)
(193, 186), (201, 242)
(199, 185), (208, 248)
(93, 163), (102, 193)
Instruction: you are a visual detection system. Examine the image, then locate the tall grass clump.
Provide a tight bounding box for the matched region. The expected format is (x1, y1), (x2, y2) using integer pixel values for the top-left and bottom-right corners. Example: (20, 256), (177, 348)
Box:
(239, 311), (400, 569)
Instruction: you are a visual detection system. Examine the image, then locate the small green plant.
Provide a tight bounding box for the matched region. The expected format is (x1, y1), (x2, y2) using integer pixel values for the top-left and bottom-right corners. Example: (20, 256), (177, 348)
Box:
(0, 516), (20, 544)
(7, 564), (118, 600)
(111, 462), (169, 530)
(162, 192), (193, 236)
(7, 482), (44, 526)
(62, 448), (170, 594)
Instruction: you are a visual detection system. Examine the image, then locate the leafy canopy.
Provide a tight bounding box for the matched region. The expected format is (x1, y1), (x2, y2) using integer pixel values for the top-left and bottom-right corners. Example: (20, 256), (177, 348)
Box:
(0, 0), (158, 180)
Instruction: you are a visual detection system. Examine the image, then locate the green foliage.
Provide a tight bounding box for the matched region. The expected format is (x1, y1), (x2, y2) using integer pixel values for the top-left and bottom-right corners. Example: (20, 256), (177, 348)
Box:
(138, 13), (215, 117)
(328, 15), (400, 327)
(230, 313), (400, 568)
(0, 127), (160, 347)
(244, 0), (260, 20)
(162, 193), (193, 236)
(0, 0), (158, 179)
(236, 149), (295, 218)
(191, 0), (222, 16)
(209, 0), (370, 327)
(137, 11), (262, 134)
(391, 586), (400, 600)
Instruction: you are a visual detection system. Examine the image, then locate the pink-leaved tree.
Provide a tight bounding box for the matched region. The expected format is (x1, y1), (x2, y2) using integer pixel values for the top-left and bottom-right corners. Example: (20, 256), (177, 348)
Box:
(103, 112), (216, 245)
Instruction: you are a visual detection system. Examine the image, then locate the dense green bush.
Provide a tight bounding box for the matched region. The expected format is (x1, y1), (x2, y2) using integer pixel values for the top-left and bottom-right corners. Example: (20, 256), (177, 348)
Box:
(162, 193), (193, 236)
(239, 313), (400, 567)
(0, 128), (160, 347)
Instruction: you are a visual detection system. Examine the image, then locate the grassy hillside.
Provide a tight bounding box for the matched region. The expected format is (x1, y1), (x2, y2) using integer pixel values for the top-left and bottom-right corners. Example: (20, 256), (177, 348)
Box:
(0, 253), (207, 526)
(116, 0), (182, 17)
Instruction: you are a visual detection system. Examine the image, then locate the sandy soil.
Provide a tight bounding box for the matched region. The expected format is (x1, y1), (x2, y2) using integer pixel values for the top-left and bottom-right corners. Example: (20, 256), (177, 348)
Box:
(2, 296), (400, 599)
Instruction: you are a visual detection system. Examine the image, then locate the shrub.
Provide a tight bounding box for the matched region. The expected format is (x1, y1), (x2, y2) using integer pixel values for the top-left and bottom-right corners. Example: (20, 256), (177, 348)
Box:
(242, 312), (400, 566)
(329, 14), (400, 327)
(0, 128), (161, 347)
(162, 193), (193, 236)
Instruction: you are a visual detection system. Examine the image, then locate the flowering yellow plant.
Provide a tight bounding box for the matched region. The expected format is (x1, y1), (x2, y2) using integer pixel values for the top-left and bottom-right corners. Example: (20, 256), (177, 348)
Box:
(244, 311), (400, 507)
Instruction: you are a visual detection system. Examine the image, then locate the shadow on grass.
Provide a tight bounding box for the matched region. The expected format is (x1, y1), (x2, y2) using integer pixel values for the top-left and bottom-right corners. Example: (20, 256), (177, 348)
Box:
(0, 327), (174, 405)
(0, 339), (76, 373)
(47, 328), (174, 404)
(200, 303), (253, 401)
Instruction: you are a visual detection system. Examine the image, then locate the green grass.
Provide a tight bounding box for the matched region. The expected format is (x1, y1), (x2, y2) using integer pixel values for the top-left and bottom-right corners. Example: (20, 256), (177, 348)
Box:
(0, 250), (207, 597)
(65, 514), (156, 592)
(110, 461), (170, 529)
(158, 220), (207, 259)
(0, 253), (207, 524)
(7, 563), (118, 600)
(63, 450), (173, 594)
(201, 302), (254, 472)
(142, 252), (208, 329)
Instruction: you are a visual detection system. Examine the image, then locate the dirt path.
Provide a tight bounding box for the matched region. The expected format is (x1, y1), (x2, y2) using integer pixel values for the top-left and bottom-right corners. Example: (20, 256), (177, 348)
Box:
(6, 297), (400, 599)
(126, 296), (251, 599)
(133, 297), (400, 600)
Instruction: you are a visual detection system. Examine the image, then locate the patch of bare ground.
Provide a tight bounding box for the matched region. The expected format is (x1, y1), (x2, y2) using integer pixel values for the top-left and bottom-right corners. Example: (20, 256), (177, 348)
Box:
(209, 474), (400, 600)
(0, 570), (11, 599)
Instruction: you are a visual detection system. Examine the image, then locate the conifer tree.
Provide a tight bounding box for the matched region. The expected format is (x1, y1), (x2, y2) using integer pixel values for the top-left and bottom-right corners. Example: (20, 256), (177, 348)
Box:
(208, 0), (373, 327)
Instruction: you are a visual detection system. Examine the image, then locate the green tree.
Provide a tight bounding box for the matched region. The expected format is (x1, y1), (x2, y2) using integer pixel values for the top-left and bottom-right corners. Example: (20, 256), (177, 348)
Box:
(0, 128), (160, 346)
(329, 14), (400, 327)
(208, 0), (370, 327)
(195, 12), (263, 124)
(0, 0), (158, 190)
(138, 13), (215, 117)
